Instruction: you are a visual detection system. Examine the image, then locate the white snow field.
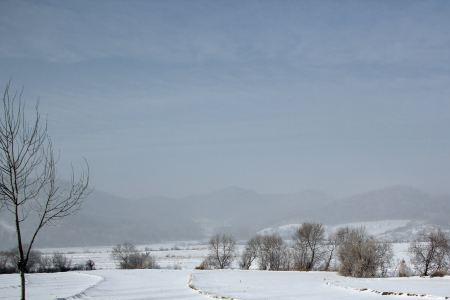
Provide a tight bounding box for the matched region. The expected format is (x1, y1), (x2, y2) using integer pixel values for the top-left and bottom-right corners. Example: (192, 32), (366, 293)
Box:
(1, 269), (450, 300)
(0, 270), (205, 300)
(329, 274), (450, 298)
(73, 269), (207, 300)
(36, 242), (410, 272)
(1, 241), (449, 300)
(38, 241), (210, 270)
(0, 272), (102, 300)
(191, 270), (450, 300)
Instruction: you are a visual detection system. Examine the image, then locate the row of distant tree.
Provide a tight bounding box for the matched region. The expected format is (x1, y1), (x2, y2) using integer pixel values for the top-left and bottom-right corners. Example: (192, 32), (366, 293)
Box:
(3, 223), (448, 279)
(0, 250), (95, 274)
(200, 223), (450, 278)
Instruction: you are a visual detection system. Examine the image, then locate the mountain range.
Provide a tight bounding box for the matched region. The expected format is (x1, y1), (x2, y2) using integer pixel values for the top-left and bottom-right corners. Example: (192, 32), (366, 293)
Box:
(0, 185), (449, 248)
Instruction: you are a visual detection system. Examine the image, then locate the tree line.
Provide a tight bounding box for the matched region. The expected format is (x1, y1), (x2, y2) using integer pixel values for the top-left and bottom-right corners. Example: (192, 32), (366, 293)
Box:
(0, 249), (95, 274)
(199, 223), (450, 278)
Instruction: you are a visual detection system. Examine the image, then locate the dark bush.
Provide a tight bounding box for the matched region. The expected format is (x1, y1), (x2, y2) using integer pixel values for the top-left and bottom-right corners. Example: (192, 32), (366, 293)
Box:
(337, 227), (393, 278)
(430, 270), (447, 277)
(111, 243), (158, 269)
(0, 250), (16, 274)
(51, 252), (72, 272)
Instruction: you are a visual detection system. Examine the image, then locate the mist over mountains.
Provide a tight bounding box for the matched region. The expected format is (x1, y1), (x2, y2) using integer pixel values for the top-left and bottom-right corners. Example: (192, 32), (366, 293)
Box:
(1, 185), (449, 248)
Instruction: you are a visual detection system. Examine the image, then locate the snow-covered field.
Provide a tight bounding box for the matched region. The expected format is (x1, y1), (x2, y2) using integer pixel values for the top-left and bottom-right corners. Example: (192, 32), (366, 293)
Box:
(36, 241), (411, 271)
(0, 272), (102, 300)
(192, 270), (450, 300)
(258, 219), (450, 242)
(38, 241), (210, 270)
(1, 269), (449, 300)
(1, 241), (449, 300)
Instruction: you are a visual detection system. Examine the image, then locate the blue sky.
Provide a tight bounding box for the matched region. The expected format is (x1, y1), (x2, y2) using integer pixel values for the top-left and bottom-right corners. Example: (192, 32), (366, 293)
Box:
(1, 0), (450, 198)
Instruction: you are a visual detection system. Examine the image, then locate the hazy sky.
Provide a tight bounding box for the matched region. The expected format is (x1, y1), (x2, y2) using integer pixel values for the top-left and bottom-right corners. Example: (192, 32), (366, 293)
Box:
(1, 0), (450, 198)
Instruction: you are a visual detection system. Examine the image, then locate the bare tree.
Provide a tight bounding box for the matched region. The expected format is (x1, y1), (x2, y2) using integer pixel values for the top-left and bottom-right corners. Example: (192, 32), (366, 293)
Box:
(292, 222), (325, 271)
(111, 243), (158, 269)
(409, 229), (450, 276)
(51, 252), (72, 272)
(206, 233), (236, 269)
(240, 235), (262, 270)
(337, 227), (393, 278)
(376, 241), (394, 277)
(0, 82), (90, 300)
(111, 242), (137, 269)
(322, 229), (344, 271)
(258, 234), (287, 271)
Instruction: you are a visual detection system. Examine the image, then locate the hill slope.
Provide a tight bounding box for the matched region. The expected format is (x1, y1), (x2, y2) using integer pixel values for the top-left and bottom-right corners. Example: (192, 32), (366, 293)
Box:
(1, 185), (448, 248)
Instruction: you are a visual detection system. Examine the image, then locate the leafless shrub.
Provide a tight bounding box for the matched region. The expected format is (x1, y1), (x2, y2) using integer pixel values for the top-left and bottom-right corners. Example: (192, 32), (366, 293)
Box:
(280, 247), (295, 271)
(0, 248), (44, 273)
(111, 243), (158, 269)
(240, 235), (262, 269)
(205, 233), (236, 269)
(85, 259), (95, 270)
(322, 230), (344, 271)
(0, 250), (16, 274)
(430, 269), (447, 277)
(22, 250), (43, 273)
(51, 252), (72, 272)
(409, 229), (450, 276)
(337, 227), (393, 278)
(377, 241), (394, 277)
(38, 255), (53, 272)
(258, 234), (287, 271)
(292, 223), (325, 271)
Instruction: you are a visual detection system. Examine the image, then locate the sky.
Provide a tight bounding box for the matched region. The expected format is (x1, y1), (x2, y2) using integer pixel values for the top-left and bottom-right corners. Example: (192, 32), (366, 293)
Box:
(1, 0), (450, 198)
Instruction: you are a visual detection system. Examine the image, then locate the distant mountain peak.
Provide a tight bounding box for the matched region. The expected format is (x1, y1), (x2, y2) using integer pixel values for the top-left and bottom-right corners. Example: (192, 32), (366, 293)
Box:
(211, 186), (258, 196)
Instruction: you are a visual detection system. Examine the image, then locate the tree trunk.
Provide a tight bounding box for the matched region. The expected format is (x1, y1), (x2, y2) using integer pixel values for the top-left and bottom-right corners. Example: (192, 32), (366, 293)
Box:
(15, 203), (26, 300)
(20, 270), (25, 300)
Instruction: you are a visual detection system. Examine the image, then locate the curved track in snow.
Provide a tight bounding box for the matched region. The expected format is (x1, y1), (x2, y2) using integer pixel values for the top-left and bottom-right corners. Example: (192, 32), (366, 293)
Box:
(2, 269), (450, 300)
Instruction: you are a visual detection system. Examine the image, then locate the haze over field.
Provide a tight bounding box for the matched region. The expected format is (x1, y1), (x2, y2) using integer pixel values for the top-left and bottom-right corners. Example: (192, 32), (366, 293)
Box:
(1, 185), (449, 248)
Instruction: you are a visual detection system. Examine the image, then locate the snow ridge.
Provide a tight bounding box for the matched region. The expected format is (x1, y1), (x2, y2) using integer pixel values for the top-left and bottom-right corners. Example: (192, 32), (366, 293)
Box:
(58, 273), (104, 300)
(188, 273), (238, 300)
(325, 278), (450, 300)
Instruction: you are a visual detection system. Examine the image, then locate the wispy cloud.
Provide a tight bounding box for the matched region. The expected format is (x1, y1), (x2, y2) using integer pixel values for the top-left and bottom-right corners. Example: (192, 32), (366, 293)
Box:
(1, 0), (450, 197)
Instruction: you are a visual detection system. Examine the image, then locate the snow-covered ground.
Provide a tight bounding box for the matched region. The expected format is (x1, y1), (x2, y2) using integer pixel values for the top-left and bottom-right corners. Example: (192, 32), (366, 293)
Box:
(1, 240), (449, 299)
(258, 219), (412, 238)
(37, 241), (411, 272)
(258, 219), (450, 242)
(73, 269), (206, 300)
(0, 272), (102, 300)
(329, 274), (450, 299)
(2, 269), (449, 300)
(38, 241), (210, 270)
(192, 270), (450, 299)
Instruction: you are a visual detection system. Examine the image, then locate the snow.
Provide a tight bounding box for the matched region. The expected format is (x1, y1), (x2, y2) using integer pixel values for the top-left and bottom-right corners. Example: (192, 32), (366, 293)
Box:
(0, 270), (206, 299)
(329, 275), (450, 299)
(191, 270), (450, 300)
(1, 269), (449, 300)
(0, 272), (102, 300)
(259, 220), (450, 242)
(1, 240), (450, 299)
(73, 269), (205, 299)
(37, 241), (210, 270)
(258, 219), (414, 240)
(330, 220), (412, 236)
